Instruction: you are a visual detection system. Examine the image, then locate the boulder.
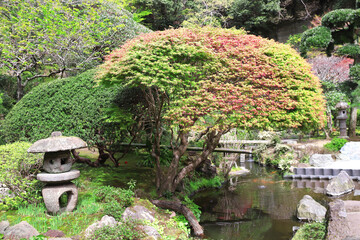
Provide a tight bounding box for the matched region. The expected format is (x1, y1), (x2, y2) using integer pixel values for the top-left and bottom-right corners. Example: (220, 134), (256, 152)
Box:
(340, 142), (360, 161)
(327, 200), (360, 240)
(326, 171), (355, 196)
(139, 225), (161, 239)
(84, 215), (117, 238)
(0, 220), (9, 234)
(122, 205), (155, 222)
(0, 184), (14, 202)
(297, 195), (326, 222)
(309, 154), (334, 167)
(4, 221), (39, 240)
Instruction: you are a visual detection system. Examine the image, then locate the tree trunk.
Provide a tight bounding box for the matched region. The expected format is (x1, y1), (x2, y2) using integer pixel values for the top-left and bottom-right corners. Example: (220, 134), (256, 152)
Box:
(71, 149), (98, 167)
(349, 106), (358, 138)
(151, 199), (204, 237)
(16, 75), (24, 101)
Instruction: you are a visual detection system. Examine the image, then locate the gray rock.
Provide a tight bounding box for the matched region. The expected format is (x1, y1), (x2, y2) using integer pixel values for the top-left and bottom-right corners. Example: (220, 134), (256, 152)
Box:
(122, 205), (155, 222)
(326, 171), (355, 196)
(42, 183), (78, 214)
(0, 220), (9, 234)
(43, 151), (73, 173)
(84, 215), (117, 238)
(340, 142), (360, 161)
(309, 154), (334, 167)
(139, 225), (161, 239)
(297, 195), (327, 222)
(4, 221), (39, 240)
(37, 169), (80, 183)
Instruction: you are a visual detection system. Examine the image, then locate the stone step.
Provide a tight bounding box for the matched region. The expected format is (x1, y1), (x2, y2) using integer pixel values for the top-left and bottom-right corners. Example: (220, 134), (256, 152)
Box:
(284, 167), (360, 180)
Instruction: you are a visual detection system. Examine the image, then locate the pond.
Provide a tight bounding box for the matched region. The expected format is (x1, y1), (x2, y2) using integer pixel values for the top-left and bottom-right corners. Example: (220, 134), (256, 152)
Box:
(193, 159), (360, 240)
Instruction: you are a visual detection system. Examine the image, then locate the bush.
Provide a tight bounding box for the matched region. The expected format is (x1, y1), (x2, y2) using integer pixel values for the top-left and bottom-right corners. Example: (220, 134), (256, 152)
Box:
(0, 142), (43, 210)
(93, 180), (136, 220)
(324, 137), (348, 151)
(89, 221), (145, 240)
(292, 222), (326, 240)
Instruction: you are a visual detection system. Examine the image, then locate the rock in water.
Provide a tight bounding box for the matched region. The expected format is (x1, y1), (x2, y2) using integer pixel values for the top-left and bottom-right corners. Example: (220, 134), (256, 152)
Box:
(297, 195), (327, 222)
(326, 171), (355, 196)
(4, 221), (39, 240)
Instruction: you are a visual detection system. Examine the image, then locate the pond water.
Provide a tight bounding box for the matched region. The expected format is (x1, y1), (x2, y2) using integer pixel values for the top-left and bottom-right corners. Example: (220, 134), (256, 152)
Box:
(193, 159), (360, 240)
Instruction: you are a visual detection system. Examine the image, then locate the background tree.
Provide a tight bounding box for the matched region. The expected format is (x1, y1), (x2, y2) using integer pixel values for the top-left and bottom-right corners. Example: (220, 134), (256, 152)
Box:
(2, 70), (129, 166)
(98, 27), (326, 196)
(0, 0), (150, 100)
(308, 55), (352, 138)
(300, 8), (360, 137)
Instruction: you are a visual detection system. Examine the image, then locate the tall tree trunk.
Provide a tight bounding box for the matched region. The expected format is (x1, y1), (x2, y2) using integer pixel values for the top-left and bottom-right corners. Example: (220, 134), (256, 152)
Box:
(349, 106), (358, 138)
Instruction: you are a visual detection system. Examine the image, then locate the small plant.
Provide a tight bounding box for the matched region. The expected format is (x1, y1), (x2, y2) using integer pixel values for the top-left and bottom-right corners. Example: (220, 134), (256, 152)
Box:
(324, 137), (347, 152)
(93, 180), (136, 220)
(89, 220), (145, 240)
(293, 222), (326, 240)
(0, 142), (43, 210)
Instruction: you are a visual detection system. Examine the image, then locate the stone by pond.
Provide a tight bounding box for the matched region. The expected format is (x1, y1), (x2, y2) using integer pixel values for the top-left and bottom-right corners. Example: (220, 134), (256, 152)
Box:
(326, 171), (355, 196)
(296, 195), (326, 222)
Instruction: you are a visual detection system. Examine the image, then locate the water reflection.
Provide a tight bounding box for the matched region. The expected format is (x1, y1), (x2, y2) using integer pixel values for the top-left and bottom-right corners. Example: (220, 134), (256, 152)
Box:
(193, 160), (360, 240)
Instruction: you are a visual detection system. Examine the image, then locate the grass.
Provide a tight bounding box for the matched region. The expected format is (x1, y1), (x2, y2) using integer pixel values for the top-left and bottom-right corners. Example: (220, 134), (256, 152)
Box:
(0, 150), (189, 238)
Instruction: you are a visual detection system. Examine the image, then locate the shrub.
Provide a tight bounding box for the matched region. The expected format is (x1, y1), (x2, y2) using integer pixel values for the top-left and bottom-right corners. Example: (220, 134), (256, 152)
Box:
(0, 142), (43, 210)
(93, 180), (136, 220)
(324, 137), (348, 151)
(89, 221), (145, 240)
(292, 222), (326, 240)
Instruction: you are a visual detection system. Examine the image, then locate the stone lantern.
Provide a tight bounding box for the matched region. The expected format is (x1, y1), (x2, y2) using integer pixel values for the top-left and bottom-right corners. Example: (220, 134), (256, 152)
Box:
(335, 101), (349, 139)
(27, 131), (87, 214)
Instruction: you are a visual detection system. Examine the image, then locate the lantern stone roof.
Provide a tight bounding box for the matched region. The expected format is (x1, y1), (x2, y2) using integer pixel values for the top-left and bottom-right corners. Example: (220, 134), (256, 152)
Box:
(335, 101), (349, 110)
(27, 131), (87, 153)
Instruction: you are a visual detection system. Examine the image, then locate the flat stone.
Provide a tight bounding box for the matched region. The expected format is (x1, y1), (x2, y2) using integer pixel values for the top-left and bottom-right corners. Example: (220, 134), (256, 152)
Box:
(139, 225), (161, 239)
(297, 195), (326, 222)
(27, 131), (87, 153)
(84, 215), (117, 238)
(0, 220), (10, 234)
(122, 205), (155, 222)
(42, 183), (78, 214)
(37, 170), (80, 184)
(4, 221), (39, 240)
(326, 171), (355, 196)
(44, 229), (65, 238)
(309, 154), (334, 167)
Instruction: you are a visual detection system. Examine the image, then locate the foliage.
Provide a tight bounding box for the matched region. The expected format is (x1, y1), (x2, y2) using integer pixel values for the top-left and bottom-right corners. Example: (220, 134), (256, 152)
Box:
(185, 176), (222, 194)
(300, 26), (332, 56)
(2, 70), (124, 164)
(181, 0), (233, 28)
(99, 27), (325, 131)
(292, 222), (326, 240)
(89, 221), (145, 240)
(98, 27), (326, 194)
(321, 9), (357, 29)
(229, 0), (280, 36)
(324, 137), (348, 151)
(93, 181), (136, 220)
(0, 0), (150, 100)
(286, 33), (302, 49)
(0, 142), (43, 210)
(337, 44), (360, 59)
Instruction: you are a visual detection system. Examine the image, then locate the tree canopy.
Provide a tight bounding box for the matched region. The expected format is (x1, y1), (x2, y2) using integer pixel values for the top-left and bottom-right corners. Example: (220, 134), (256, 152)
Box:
(0, 0), (150, 100)
(97, 27), (326, 194)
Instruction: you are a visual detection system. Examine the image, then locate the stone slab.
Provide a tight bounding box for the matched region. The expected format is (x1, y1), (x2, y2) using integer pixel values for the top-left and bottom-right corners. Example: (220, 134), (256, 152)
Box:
(42, 183), (78, 214)
(37, 170), (80, 184)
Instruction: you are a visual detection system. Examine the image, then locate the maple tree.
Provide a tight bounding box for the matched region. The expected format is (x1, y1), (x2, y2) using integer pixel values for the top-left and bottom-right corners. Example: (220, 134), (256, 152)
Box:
(98, 27), (326, 195)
